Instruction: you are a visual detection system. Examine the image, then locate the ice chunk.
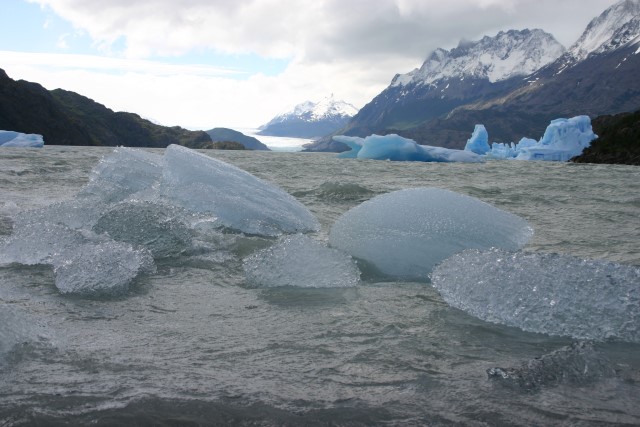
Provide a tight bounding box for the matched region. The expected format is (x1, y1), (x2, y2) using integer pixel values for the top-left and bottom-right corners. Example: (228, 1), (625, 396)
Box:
(431, 248), (640, 342)
(92, 200), (193, 258)
(335, 134), (483, 163)
(0, 130), (44, 148)
(243, 234), (360, 288)
(161, 144), (320, 236)
(487, 342), (616, 390)
(329, 188), (532, 279)
(516, 116), (596, 161)
(52, 240), (155, 297)
(79, 147), (163, 203)
(464, 125), (490, 155)
(334, 136), (364, 158)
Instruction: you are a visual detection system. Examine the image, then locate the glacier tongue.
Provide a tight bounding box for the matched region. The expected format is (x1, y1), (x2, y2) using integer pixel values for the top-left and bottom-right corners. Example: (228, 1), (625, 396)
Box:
(329, 188), (533, 279)
(431, 248), (640, 343)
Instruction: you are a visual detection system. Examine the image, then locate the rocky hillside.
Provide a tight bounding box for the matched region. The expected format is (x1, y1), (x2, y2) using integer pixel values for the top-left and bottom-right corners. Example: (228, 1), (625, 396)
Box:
(0, 68), (211, 148)
(572, 110), (640, 165)
(206, 127), (270, 150)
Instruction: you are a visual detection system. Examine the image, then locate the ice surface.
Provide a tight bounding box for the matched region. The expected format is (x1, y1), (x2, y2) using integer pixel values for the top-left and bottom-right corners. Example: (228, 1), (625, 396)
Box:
(243, 234), (360, 288)
(93, 201), (193, 258)
(0, 130), (44, 148)
(431, 248), (640, 342)
(161, 144), (319, 236)
(79, 147), (163, 203)
(335, 134), (483, 163)
(487, 342), (616, 390)
(464, 125), (490, 155)
(52, 240), (155, 297)
(329, 188), (533, 279)
(486, 116), (596, 161)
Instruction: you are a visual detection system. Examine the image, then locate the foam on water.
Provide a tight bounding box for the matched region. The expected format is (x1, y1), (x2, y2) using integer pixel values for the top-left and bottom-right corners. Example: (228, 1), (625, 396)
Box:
(329, 188), (533, 279)
(243, 234), (360, 288)
(431, 248), (640, 342)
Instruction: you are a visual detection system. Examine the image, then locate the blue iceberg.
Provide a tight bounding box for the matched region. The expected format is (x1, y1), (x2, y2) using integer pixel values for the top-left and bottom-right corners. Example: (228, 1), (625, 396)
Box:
(463, 125), (490, 155)
(329, 188), (533, 280)
(0, 130), (44, 148)
(334, 134), (483, 163)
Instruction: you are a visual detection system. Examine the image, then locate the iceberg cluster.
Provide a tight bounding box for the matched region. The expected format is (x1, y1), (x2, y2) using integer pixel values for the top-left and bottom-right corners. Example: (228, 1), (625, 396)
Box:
(335, 115), (595, 163)
(431, 248), (640, 342)
(0, 130), (44, 148)
(335, 134), (483, 163)
(484, 116), (597, 161)
(0, 145), (319, 296)
(243, 234), (360, 288)
(329, 188), (533, 279)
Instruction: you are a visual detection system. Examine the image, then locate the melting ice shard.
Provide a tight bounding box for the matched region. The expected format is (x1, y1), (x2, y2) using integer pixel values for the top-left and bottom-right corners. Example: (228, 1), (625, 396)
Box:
(335, 134), (483, 163)
(0, 130), (44, 148)
(329, 188), (533, 279)
(161, 144), (320, 236)
(431, 248), (640, 342)
(243, 234), (360, 288)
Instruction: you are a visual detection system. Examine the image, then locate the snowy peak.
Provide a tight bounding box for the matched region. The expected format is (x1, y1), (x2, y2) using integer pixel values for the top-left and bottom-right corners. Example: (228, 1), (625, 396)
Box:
(391, 29), (565, 87)
(272, 95), (358, 124)
(568, 0), (640, 62)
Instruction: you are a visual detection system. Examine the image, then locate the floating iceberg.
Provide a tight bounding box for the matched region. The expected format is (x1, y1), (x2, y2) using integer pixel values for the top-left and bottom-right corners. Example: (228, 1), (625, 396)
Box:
(431, 248), (640, 342)
(335, 134), (483, 163)
(480, 116), (597, 161)
(0, 130), (44, 148)
(243, 234), (360, 288)
(464, 125), (490, 155)
(161, 144), (320, 236)
(329, 188), (533, 279)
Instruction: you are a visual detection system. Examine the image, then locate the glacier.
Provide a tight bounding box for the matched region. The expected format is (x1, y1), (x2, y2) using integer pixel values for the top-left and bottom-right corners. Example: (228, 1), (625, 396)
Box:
(0, 144), (320, 297)
(0, 130), (44, 148)
(334, 134), (483, 163)
(243, 234), (360, 288)
(329, 188), (533, 279)
(431, 248), (640, 343)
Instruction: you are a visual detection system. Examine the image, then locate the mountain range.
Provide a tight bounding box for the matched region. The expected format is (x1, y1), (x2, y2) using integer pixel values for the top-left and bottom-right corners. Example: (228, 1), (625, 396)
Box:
(258, 95), (358, 138)
(305, 0), (640, 152)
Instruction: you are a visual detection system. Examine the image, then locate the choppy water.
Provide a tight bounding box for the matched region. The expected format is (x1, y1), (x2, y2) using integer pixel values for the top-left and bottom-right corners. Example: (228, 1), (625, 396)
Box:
(1, 146), (639, 426)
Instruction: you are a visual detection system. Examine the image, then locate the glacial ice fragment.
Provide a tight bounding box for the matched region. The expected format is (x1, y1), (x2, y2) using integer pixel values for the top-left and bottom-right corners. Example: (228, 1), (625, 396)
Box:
(243, 234), (360, 288)
(515, 116), (596, 161)
(329, 188), (532, 279)
(431, 248), (640, 342)
(335, 134), (483, 163)
(0, 130), (44, 148)
(487, 342), (616, 390)
(52, 240), (155, 297)
(161, 144), (320, 236)
(79, 147), (163, 203)
(464, 125), (490, 155)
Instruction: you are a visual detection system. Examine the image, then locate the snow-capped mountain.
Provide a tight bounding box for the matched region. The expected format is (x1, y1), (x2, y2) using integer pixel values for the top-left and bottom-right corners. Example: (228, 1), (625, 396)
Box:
(391, 29), (564, 87)
(258, 95), (358, 138)
(305, 0), (640, 152)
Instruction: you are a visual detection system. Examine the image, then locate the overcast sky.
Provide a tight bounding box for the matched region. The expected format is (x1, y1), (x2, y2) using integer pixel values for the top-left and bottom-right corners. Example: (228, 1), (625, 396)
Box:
(0, 0), (620, 130)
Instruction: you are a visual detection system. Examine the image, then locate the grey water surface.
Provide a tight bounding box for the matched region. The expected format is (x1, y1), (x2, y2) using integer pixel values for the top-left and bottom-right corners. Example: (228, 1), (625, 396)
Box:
(1, 146), (639, 426)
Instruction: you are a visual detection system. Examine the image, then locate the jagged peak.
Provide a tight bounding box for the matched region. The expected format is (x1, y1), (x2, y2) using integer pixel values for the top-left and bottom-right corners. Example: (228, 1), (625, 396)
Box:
(391, 28), (564, 87)
(567, 0), (640, 61)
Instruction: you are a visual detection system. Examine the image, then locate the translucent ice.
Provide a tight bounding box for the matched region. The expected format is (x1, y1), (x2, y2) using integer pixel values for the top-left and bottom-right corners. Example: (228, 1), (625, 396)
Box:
(464, 125), (490, 155)
(79, 147), (163, 203)
(52, 240), (155, 297)
(243, 234), (360, 288)
(329, 188), (532, 279)
(487, 342), (616, 390)
(161, 144), (320, 236)
(431, 248), (640, 342)
(335, 134), (483, 163)
(0, 130), (44, 148)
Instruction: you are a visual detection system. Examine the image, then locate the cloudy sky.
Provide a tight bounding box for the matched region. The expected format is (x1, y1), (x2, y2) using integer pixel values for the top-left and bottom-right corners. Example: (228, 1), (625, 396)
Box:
(0, 0), (619, 130)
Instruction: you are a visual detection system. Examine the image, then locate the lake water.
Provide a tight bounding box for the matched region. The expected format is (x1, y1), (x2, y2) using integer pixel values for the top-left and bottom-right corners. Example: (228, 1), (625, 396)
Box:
(1, 146), (639, 426)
